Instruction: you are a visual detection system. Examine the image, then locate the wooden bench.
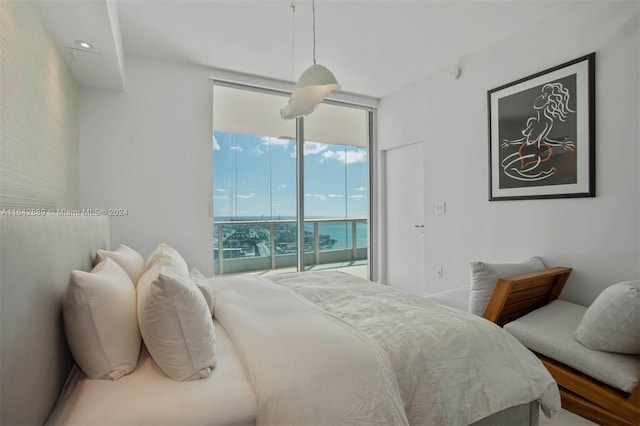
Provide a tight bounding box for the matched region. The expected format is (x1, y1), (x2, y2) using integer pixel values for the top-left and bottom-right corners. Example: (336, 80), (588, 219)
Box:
(482, 267), (640, 426)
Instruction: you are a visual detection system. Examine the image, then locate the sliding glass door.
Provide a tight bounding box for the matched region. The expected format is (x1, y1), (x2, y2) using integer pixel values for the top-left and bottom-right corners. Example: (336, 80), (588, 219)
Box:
(213, 131), (298, 274)
(212, 84), (370, 277)
(301, 104), (369, 277)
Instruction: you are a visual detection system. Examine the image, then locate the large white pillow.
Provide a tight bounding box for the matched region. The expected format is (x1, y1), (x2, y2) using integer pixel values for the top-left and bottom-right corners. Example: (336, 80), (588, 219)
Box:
(190, 268), (215, 316)
(137, 261), (216, 381)
(63, 258), (141, 380)
(143, 243), (189, 275)
(574, 280), (640, 354)
(95, 244), (144, 284)
(469, 257), (546, 316)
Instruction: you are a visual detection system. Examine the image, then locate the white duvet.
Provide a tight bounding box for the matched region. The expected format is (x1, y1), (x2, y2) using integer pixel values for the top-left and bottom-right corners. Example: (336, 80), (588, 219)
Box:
(213, 271), (560, 426)
(211, 274), (409, 426)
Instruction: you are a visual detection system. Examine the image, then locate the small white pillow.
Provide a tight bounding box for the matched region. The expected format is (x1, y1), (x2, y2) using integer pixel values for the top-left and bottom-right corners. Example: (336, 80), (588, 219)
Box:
(574, 280), (640, 354)
(143, 243), (188, 275)
(469, 257), (546, 316)
(137, 262), (216, 381)
(63, 258), (141, 380)
(95, 244), (144, 284)
(190, 268), (215, 316)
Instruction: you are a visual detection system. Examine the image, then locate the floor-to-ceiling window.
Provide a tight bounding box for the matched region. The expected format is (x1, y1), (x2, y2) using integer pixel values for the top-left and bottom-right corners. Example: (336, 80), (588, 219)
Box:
(212, 84), (370, 277)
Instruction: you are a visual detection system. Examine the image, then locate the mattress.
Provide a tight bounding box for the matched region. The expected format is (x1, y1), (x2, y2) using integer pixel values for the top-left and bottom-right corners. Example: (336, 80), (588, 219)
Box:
(45, 320), (257, 426)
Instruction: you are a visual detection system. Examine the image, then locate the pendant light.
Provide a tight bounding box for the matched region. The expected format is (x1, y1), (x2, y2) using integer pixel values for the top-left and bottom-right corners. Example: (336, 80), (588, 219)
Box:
(281, 0), (339, 120)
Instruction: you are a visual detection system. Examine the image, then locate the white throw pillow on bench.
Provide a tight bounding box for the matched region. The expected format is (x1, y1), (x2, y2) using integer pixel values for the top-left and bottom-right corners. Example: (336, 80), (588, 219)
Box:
(574, 280), (640, 354)
(469, 257), (546, 316)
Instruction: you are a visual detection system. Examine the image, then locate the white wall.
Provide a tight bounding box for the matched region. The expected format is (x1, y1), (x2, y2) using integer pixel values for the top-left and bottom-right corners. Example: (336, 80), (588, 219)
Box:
(378, 1), (640, 306)
(79, 55), (214, 274)
(1, 0), (79, 209)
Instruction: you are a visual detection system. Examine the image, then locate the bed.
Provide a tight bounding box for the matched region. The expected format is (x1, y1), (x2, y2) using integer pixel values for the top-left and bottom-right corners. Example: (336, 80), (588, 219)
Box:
(0, 216), (560, 426)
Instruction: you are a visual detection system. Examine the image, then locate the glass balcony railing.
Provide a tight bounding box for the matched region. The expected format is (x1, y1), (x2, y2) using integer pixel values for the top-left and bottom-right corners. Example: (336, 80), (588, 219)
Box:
(213, 218), (368, 275)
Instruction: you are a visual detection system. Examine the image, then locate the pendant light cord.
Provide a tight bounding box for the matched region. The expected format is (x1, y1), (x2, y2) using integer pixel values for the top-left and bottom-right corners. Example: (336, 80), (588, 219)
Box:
(290, 3), (296, 80)
(312, 0), (316, 64)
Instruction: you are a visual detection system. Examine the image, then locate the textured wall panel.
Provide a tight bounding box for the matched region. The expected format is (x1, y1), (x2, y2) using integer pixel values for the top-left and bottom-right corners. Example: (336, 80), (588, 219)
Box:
(0, 0), (79, 209)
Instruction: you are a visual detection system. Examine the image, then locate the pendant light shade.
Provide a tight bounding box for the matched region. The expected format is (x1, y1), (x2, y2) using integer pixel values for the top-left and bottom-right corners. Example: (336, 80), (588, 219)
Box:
(281, 64), (340, 120)
(281, 0), (339, 120)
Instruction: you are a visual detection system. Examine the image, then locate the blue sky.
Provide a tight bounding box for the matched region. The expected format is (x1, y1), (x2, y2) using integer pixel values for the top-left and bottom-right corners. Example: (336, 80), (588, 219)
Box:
(213, 131), (368, 219)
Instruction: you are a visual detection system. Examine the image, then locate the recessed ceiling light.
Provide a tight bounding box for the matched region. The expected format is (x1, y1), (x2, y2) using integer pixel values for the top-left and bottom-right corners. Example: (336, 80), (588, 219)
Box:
(75, 40), (93, 49)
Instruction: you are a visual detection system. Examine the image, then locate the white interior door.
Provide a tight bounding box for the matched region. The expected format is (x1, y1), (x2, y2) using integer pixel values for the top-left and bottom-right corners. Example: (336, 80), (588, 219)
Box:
(384, 141), (424, 294)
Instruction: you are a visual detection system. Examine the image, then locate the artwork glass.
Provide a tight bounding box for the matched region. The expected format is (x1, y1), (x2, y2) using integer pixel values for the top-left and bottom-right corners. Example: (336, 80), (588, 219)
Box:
(488, 53), (595, 200)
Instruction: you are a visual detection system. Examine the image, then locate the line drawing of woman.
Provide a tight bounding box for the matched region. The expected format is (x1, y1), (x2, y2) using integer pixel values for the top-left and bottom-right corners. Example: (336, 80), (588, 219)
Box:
(500, 82), (576, 182)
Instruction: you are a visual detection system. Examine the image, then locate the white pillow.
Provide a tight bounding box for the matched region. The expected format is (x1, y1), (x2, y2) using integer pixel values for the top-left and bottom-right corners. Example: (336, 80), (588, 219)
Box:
(143, 243), (188, 275)
(95, 244), (144, 284)
(137, 261), (216, 381)
(574, 280), (640, 354)
(469, 257), (546, 316)
(190, 268), (215, 316)
(63, 258), (141, 380)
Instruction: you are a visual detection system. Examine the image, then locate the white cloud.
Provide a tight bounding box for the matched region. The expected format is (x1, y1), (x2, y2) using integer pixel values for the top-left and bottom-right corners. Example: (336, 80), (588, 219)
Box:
(252, 146), (264, 155)
(291, 142), (331, 159)
(353, 186), (366, 192)
(349, 195), (365, 199)
(214, 195), (228, 200)
(230, 146), (243, 152)
(305, 142), (329, 155)
(328, 194), (344, 198)
(321, 150), (367, 164)
(237, 193), (255, 199)
(212, 134), (220, 151)
(261, 136), (292, 148)
(216, 188), (227, 193)
(305, 193), (327, 201)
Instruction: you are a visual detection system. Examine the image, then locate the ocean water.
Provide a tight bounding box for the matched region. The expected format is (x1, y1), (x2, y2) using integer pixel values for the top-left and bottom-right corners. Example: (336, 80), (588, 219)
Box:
(215, 217), (368, 250)
(313, 221), (368, 250)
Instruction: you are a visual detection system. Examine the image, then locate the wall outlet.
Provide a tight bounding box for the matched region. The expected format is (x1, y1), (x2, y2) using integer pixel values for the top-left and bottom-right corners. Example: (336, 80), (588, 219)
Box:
(436, 266), (443, 278)
(436, 202), (446, 213)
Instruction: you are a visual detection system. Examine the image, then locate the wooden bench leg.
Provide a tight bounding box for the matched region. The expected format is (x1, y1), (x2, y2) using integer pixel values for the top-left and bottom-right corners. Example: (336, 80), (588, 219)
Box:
(560, 388), (637, 426)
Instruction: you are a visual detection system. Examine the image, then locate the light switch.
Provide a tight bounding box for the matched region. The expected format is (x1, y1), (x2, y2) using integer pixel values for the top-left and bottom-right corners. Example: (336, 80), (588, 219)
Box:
(436, 202), (446, 213)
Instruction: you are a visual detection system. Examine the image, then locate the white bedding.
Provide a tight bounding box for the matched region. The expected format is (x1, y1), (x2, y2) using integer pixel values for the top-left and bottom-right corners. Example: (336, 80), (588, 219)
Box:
(211, 274), (409, 426)
(47, 271), (560, 426)
(267, 271), (560, 425)
(46, 320), (257, 426)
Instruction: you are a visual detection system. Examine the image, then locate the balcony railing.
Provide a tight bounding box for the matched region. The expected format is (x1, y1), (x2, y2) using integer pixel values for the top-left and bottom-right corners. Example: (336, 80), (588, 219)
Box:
(213, 218), (368, 275)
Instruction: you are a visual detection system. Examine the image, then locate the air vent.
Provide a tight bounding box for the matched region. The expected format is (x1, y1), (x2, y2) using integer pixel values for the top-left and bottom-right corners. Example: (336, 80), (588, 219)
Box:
(65, 47), (102, 64)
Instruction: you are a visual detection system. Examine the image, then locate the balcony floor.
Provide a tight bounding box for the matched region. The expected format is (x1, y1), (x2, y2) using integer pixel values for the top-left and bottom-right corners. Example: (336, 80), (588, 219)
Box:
(245, 260), (369, 279)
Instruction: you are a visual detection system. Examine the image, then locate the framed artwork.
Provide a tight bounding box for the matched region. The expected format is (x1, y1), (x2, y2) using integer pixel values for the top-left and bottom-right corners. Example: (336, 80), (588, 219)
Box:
(488, 53), (595, 201)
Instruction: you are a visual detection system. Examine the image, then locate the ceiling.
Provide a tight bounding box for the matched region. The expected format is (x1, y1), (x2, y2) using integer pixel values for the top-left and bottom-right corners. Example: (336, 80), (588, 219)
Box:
(34, 0), (579, 98)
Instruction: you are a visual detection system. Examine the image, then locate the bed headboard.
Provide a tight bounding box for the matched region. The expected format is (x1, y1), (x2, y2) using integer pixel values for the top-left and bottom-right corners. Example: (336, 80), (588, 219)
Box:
(0, 216), (110, 426)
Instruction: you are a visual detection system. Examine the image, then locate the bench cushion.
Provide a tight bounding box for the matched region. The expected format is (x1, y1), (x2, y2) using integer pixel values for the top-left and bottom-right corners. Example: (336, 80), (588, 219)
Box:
(504, 300), (640, 393)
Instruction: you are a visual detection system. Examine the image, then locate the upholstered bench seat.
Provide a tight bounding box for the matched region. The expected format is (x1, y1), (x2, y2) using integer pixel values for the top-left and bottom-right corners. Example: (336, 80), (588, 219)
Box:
(504, 299), (640, 393)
